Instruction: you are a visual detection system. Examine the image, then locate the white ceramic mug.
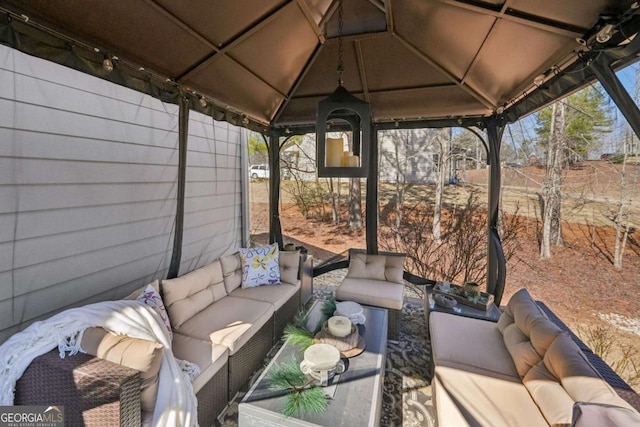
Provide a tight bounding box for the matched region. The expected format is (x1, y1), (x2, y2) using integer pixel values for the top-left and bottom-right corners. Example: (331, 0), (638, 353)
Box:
(300, 359), (346, 386)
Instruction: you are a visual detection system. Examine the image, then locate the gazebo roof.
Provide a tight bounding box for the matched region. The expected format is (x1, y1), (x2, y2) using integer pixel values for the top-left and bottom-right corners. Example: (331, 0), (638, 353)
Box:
(1, 1), (639, 132)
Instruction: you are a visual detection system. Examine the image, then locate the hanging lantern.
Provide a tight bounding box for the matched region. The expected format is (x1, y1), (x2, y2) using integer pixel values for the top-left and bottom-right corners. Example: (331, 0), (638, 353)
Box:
(316, 0), (370, 178)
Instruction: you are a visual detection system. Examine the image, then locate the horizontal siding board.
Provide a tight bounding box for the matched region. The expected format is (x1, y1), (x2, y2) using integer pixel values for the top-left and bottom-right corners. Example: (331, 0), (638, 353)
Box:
(0, 241), (13, 272)
(179, 116), (242, 275)
(0, 158), (178, 185)
(12, 200), (176, 240)
(0, 271), (12, 300)
(12, 252), (172, 324)
(179, 229), (239, 275)
(0, 300), (14, 335)
(0, 214), (16, 243)
(12, 234), (174, 296)
(1, 50), (173, 109)
(0, 99), (179, 144)
(183, 195), (239, 213)
(0, 128), (179, 163)
(13, 216), (175, 269)
(0, 67), (179, 129)
(0, 44), (249, 345)
(184, 208), (237, 229)
(0, 183), (177, 214)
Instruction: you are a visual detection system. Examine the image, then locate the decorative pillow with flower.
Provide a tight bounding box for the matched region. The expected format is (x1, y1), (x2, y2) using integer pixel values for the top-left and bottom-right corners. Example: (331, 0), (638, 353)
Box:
(137, 282), (173, 343)
(239, 243), (281, 288)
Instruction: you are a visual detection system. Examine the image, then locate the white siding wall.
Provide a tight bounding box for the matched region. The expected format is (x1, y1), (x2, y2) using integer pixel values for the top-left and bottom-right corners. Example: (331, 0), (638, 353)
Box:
(0, 45), (244, 343)
(179, 112), (243, 274)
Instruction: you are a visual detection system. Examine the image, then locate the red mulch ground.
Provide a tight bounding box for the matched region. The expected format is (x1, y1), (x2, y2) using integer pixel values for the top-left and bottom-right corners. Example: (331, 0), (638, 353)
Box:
(251, 196), (640, 389)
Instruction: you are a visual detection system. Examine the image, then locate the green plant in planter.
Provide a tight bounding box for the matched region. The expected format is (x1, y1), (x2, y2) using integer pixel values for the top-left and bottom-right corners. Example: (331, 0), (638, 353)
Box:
(283, 310), (315, 349)
(320, 296), (336, 322)
(284, 297), (338, 349)
(267, 356), (328, 418)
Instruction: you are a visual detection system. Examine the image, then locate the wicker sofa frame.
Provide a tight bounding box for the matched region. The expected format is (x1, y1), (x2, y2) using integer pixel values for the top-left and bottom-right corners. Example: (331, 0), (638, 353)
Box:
(16, 350), (142, 426)
(15, 273), (302, 426)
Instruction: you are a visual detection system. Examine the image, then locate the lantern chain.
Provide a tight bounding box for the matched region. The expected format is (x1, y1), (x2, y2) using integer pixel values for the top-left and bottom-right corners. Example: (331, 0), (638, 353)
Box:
(337, 0), (344, 86)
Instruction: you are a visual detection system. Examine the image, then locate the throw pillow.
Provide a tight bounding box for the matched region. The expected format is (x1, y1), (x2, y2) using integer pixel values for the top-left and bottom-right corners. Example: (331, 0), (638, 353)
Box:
(137, 282), (173, 342)
(239, 243), (281, 288)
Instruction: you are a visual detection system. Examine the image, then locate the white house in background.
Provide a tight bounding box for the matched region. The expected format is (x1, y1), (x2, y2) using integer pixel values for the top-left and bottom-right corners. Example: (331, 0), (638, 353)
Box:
(281, 135), (318, 181)
(280, 132), (468, 184)
(378, 130), (440, 184)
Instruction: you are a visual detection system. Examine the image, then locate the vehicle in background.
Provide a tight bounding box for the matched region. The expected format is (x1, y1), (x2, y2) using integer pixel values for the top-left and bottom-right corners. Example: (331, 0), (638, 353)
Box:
(249, 164), (269, 179)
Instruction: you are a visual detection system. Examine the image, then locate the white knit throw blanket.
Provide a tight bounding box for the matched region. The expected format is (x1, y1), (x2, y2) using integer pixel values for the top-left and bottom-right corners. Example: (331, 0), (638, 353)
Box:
(0, 299), (199, 427)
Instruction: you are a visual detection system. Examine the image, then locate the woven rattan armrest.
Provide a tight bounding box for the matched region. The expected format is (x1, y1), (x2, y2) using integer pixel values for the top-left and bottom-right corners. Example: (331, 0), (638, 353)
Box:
(15, 349), (141, 427)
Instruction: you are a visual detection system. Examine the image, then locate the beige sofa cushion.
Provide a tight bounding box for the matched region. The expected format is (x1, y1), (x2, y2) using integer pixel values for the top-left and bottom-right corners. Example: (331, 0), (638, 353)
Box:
(336, 277), (404, 310)
(545, 333), (635, 409)
(171, 332), (228, 393)
(230, 282), (299, 310)
(433, 365), (548, 427)
(523, 361), (575, 425)
(498, 288), (563, 378)
(176, 296), (274, 354)
(502, 317), (563, 378)
(81, 327), (163, 424)
(161, 260), (227, 329)
(220, 253), (243, 294)
(429, 312), (520, 380)
(278, 250), (300, 285)
(346, 250), (405, 284)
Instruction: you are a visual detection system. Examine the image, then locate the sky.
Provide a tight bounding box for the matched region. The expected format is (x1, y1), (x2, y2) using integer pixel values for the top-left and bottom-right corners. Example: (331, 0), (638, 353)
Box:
(500, 61), (640, 162)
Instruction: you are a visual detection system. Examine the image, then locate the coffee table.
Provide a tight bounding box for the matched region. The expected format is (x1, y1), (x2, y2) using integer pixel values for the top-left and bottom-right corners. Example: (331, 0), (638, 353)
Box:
(238, 300), (388, 426)
(424, 287), (501, 329)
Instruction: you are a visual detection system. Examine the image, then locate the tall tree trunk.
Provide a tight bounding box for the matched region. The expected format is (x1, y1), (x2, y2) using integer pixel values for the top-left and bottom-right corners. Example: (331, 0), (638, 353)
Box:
(328, 178), (340, 225)
(348, 178), (362, 229)
(541, 102), (565, 259)
(613, 133), (629, 269)
(347, 130), (362, 229)
(394, 178), (403, 245)
(433, 134), (448, 242)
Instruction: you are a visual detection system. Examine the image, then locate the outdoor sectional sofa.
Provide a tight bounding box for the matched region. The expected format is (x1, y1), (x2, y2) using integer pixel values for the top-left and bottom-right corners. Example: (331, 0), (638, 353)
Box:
(429, 288), (640, 426)
(15, 249), (301, 427)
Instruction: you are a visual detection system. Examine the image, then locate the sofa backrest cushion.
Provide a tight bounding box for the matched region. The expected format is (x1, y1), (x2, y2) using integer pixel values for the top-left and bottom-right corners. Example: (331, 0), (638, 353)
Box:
(81, 327), (163, 424)
(499, 288), (563, 378)
(544, 333), (632, 407)
(346, 250), (405, 284)
(497, 288), (546, 334)
(220, 253), (243, 294)
(279, 250), (300, 284)
(161, 260), (227, 329)
(523, 354), (576, 425)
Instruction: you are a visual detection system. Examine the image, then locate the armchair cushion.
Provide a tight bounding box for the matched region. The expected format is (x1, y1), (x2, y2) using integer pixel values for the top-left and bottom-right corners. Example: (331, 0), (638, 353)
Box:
(346, 250), (405, 284)
(336, 277), (404, 310)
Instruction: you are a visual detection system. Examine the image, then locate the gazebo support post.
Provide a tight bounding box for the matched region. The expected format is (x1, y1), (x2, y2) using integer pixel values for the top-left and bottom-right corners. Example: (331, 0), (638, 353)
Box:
(485, 116), (506, 305)
(590, 54), (640, 141)
(167, 94), (190, 279)
(366, 125), (379, 254)
(268, 128), (284, 248)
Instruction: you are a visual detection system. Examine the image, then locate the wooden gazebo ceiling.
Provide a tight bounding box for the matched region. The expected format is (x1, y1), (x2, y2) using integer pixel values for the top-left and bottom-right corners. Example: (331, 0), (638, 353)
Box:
(0, 0), (637, 129)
